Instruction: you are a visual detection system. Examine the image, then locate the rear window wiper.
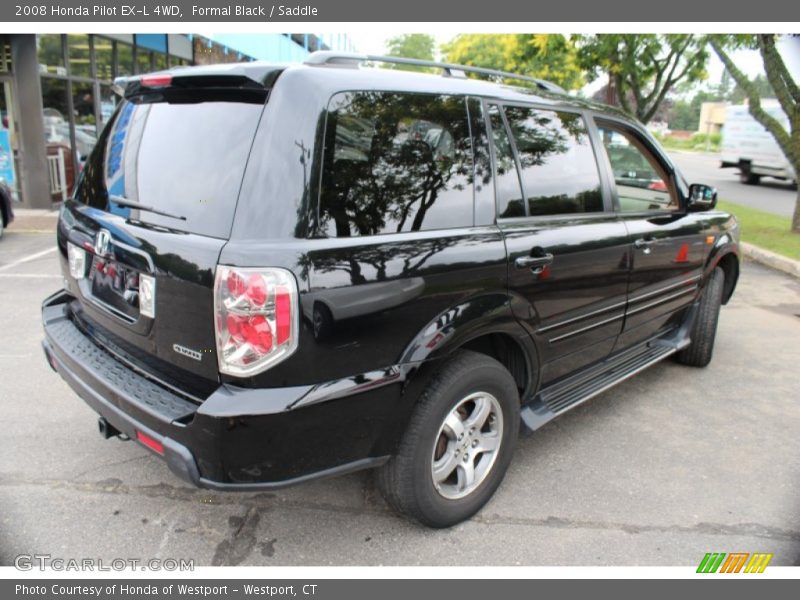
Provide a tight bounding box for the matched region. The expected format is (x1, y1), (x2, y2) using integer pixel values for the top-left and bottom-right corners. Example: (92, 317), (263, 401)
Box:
(109, 195), (187, 221)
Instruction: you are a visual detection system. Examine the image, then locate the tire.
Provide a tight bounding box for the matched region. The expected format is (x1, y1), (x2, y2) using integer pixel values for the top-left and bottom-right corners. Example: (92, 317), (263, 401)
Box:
(739, 168), (761, 185)
(377, 350), (520, 528)
(676, 267), (725, 367)
(312, 302), (333, 340)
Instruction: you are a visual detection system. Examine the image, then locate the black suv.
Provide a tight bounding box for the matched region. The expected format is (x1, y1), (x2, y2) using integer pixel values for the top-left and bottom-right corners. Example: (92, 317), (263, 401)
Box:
(42, 52), (740, 528)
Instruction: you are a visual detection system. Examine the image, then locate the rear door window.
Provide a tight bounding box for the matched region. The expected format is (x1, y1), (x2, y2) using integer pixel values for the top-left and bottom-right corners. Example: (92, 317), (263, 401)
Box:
(502, 106), (604, 217)
(318, 91), (474, 237)
(79, 98), (265, 239)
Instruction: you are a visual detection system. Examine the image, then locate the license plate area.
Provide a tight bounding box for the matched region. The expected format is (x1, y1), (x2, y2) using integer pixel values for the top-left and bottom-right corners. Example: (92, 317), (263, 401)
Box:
(88, 256), (142, 322)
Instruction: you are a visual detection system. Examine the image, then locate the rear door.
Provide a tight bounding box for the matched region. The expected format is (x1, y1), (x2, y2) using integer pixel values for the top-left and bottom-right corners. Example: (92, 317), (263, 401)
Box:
(592, 119), (707, 349)
(296, 91), (508, 383)
(489, 103), (630, 385)
(58, 74), (269, 393)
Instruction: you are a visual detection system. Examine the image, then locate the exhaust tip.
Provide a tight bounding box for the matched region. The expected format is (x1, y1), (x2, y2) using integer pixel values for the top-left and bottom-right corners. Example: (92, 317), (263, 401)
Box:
(98, 417), (122, 440)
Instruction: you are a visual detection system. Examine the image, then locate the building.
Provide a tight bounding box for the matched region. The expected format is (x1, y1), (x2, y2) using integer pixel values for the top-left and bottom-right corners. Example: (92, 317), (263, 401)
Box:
(0, 33), (354, 209)
(698, 102), (728, 136)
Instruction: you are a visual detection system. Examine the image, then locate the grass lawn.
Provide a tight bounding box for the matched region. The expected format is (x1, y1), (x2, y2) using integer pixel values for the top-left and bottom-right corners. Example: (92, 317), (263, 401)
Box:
(717, 200), (800, 261)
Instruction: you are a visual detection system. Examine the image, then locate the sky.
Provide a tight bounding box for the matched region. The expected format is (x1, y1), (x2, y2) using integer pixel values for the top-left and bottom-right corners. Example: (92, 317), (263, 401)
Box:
(346, 32), (799, 98)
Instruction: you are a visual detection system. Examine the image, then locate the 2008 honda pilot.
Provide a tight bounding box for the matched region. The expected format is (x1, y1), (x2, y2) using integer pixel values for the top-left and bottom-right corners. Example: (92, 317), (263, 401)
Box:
(42, 51), (740, 528)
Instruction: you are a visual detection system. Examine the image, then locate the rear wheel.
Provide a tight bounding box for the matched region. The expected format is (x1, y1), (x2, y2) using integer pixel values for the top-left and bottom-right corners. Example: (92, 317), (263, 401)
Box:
(676, 267), (725, 367)
(377, 350), (520, 528)
(739, 166), (761, 185)
(312, 302), (333, 340)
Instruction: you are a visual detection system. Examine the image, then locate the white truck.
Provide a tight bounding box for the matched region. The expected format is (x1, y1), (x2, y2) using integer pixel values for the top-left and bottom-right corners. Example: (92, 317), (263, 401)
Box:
(720, 101), (797, 186)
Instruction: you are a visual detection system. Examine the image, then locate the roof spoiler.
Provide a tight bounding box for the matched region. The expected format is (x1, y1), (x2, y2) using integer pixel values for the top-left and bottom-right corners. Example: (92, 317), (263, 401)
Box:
(113, 64), (286, 99)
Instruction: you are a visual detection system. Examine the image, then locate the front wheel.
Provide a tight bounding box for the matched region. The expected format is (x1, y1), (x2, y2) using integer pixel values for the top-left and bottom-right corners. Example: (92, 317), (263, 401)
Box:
(676, 267), (725, 367)
(739, 168), (761, 185)
(377, 350), (520, 528)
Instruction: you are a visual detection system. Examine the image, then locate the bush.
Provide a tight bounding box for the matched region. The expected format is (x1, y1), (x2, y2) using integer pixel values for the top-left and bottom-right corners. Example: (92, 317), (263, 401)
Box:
(657, 132), (722, 152)
(690, 132), (722, 145)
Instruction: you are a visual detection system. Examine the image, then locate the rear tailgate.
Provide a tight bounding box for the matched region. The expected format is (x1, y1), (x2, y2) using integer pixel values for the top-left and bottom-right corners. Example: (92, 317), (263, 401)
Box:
(58, 68), (278, 395)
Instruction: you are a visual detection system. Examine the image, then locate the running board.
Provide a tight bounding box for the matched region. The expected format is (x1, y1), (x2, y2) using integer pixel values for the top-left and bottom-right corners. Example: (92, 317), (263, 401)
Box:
(520, 323), (693, 432)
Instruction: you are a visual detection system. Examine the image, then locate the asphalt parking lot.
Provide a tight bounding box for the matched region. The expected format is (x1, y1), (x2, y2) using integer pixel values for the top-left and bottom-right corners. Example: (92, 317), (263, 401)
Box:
(1, 229), (799, 567)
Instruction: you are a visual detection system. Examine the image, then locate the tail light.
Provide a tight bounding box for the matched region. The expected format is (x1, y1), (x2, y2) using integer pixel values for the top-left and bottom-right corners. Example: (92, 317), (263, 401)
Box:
(140, 74), (173, 88)
(214, 266), (299, 377)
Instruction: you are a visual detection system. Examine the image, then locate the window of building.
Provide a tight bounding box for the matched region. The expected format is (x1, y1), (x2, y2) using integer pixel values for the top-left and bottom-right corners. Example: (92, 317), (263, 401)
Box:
(99, 84), (117, 130)
(71, 80), (96, 142)
(93, 37), (113, 80)
(117, 42), (134, 77)
(136, 50), (152, 74)
(67, 34), (91, 78)
(319, 91), (475, 237)
(503, 106), (604, 216)
(595, 123), (679, 212)
(37, 34), (65, 75)
(154, 52), (168, 71)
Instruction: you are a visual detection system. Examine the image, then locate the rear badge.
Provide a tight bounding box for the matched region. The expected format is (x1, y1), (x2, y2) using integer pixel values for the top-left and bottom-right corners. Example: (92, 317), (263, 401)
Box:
(173, 344), (203, 362)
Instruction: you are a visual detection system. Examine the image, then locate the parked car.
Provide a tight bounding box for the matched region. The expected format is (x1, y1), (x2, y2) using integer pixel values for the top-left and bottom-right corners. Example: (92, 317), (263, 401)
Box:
(42, 52), (740, 528)
(0, 180), (14, 239)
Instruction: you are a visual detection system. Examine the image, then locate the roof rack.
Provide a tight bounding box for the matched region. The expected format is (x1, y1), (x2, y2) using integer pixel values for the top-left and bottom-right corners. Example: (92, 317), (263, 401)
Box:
(304, 51), (566, 94)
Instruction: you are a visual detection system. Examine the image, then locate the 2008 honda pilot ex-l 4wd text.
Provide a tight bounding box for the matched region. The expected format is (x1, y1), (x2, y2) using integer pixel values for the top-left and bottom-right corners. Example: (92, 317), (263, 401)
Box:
(42, 51), (740, 528)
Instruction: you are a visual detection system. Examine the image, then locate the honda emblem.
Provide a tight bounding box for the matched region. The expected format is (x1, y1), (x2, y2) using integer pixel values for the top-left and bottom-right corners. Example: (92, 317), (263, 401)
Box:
(94, 229), (112, 257)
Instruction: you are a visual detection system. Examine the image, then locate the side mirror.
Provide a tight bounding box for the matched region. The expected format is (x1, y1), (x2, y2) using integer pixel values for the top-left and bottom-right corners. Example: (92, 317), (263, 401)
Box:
(688, 183), (717, 211)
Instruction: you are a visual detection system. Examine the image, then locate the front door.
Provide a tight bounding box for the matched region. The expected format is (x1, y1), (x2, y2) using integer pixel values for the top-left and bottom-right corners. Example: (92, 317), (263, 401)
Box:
(488, 103), (630, 385)
(593, 120), (708, 350)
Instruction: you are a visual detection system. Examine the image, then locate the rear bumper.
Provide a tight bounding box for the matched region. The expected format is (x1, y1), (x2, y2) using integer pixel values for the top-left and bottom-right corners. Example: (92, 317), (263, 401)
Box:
(42, 291), (395, 490)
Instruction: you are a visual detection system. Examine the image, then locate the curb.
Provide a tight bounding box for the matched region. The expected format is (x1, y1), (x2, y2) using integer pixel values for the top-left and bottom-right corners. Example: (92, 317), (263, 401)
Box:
(741, 242), (800, 279)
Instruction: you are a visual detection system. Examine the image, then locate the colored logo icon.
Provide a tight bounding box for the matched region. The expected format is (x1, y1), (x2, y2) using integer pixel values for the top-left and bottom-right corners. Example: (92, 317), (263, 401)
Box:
(697, 552), (773, 573)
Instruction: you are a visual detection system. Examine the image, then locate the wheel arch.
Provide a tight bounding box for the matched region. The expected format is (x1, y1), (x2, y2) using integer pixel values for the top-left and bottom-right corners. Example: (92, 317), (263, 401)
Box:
(398, 292), (540, 403)
(707, 245), (740, 305)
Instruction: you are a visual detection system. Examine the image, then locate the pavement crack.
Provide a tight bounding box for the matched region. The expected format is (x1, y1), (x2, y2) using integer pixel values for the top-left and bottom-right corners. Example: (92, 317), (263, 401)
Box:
(472, 513), (800, 542)
(71, 455), (148, 481)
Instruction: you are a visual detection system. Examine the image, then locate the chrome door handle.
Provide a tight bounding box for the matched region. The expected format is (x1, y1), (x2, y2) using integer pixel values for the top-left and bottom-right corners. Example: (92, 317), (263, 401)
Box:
(633, 237), (655, 249)
(515, 253), (554, 272)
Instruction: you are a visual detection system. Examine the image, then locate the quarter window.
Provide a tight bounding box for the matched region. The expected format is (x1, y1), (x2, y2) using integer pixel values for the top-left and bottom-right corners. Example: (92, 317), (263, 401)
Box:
(503, 106), (604, 216)
(596, 123), (679, 212)
(318, 92), (474, 237)
(488, 104), (525, 218)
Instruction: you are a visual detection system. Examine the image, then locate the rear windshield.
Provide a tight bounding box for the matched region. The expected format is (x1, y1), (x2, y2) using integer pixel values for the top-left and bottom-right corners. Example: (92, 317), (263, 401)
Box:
(78, 98), (264, 238)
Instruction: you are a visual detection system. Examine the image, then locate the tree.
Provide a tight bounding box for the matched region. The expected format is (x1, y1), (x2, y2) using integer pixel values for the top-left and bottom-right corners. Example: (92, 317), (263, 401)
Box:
(441, 34), (584, 91)
(668, 100), (698, 131)
(730, 74), (775, 104)
(383, 34), (435, 71)
(710, 34), (800, 232)
(577, 34), (711, 123)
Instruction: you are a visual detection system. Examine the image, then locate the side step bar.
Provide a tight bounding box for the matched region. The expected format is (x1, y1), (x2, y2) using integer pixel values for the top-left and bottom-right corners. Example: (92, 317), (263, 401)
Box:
(520, 311), (695, 432)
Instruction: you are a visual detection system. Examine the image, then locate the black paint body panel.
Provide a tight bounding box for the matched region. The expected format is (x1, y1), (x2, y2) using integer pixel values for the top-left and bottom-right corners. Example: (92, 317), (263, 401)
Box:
(43, 62), (741, 488)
